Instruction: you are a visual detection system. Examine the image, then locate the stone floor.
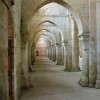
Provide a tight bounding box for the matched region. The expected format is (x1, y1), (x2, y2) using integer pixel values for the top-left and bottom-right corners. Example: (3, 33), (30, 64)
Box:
(20, 56), (100, 100)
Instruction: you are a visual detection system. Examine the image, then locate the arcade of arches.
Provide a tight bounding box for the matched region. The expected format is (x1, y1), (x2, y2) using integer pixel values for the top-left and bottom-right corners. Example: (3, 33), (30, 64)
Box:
(0, 0), (100, 100)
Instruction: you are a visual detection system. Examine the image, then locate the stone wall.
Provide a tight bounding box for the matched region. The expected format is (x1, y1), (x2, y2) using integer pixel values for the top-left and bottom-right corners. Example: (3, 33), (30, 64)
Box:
(0, 0), (22, 99)
(0, 1), (8, 100)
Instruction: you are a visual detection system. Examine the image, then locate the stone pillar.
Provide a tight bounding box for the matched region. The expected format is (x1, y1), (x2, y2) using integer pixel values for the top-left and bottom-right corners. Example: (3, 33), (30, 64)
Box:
(31, 45), (35, 65)
(78, 33), (90, 87)
(50, 46), (52, 60)
(63, 42), (69, 70)
(47, 47), (49, 57)
(54, 45), (56, 61)
(88, 0), (97, 88)
(61, 43), (64, 65)
(0, 2), (8, 100)
(21, 37), (33, 88)
(56, 43), (61, 65)
(48, 46), (52, 60)
(46, 47), (48, 57)
(21, 42), (29, 85)
(48, 46), (50, 58)
(67, 42), (72, 71)
(51, 45), (54, 61)
(71, 18), (80, 71)
(12, 4), (22, 100)
(95, 0), (100, 88)
(66, 13), (72, 71)
(28, 40), (33, 72)
(52, 45), (56, 62)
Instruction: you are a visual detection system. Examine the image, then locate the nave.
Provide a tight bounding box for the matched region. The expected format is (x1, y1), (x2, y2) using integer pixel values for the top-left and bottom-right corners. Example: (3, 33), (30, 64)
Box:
(0, 1), (100, 100)
(20, 57), (100, 100)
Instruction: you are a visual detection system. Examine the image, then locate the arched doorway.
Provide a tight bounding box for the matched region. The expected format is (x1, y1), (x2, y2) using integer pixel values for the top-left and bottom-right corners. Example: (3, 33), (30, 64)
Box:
(36, 51), (39, 56)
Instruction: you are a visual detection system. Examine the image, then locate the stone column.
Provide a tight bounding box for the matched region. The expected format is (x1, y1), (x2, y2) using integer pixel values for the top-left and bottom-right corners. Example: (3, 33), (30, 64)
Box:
(61, 43), (64, 65)
(88, 0), (97, 88)
(21, 42), (29, 85)
(71, 18), (80, 71)
(54, 45), (56, 61)
(48, 46), (50, 58)
(21, 39), (33, 88)
(31, 45), (35, 65)
(50, 46), (52, 60)
(63, 42), (69, 70)
(47, 47), (49, 58)
(56, 43), (61, 65)
(0, 2), (8, 99)
(12, 4), (22, 100)
(46, 47), (48, 57)
(28, 41), (33, 72)
(95, 0), (100, 88)
(66, 13), (72, 71)
(51, 45), (54, 61)
(52, 45), (56, 62)
(48, 46), (52, 60)
(67, 41), (72, 71)
(78, 33), (90, 87)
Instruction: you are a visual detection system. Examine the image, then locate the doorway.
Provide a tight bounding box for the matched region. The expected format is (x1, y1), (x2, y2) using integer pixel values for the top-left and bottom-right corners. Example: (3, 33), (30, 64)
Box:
(36, 51), (39, 56)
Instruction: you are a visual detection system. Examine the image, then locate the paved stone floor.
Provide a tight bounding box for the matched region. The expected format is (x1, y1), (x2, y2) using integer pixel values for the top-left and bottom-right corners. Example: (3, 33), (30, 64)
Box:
(20, 57), (100, 100)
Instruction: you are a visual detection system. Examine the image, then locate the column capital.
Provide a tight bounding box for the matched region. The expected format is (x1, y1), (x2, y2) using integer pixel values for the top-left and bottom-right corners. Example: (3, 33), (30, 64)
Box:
(78, 32), (90, 40)
(56, 43), (62, 48)
(70, 14), (75, 20)
(63, 41), (68, 46)
(51, 45), (54, 47)
(67, 12), (72, 18)
(56, 41), (64, 44)
(78, 32), (90, 50)
(56, 43), (60, 45)
(63, 40), (68, 43)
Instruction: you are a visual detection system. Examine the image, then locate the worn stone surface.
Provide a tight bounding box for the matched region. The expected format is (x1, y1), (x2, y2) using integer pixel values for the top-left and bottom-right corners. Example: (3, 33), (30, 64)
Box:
(0, 1), (8, 100)
(96, 0), (100, 88)
(0, 0), (100, 100)
(19, 57), (100, 100)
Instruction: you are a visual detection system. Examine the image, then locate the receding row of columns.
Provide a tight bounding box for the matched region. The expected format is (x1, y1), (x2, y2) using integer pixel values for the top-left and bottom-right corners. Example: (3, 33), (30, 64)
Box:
(46, 14), (98, 88)
(47, 16), (80, 72)
(31, 5), (100, 89)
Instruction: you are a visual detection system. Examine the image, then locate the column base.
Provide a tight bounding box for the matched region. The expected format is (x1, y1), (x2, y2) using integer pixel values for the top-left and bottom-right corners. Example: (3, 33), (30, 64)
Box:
(78, 78), (89, 87)
(70, 67), (80, 72)
(28, 66), (34, 72)
(88, 78), (96, 88)
(56, 63), (60, 65)
(50, 58), (52, 60)
(21, 72), (33, 89)
(61, 61), (64, 65)
(21, 83), (33, 89)
(56, 61), (61, 65)
(52, 59), (56, 62)
(64, 68), (71, 72)
(89, 83), (95, 88)
(95, 80), (100, 89)
(61, 62), (64, 65)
